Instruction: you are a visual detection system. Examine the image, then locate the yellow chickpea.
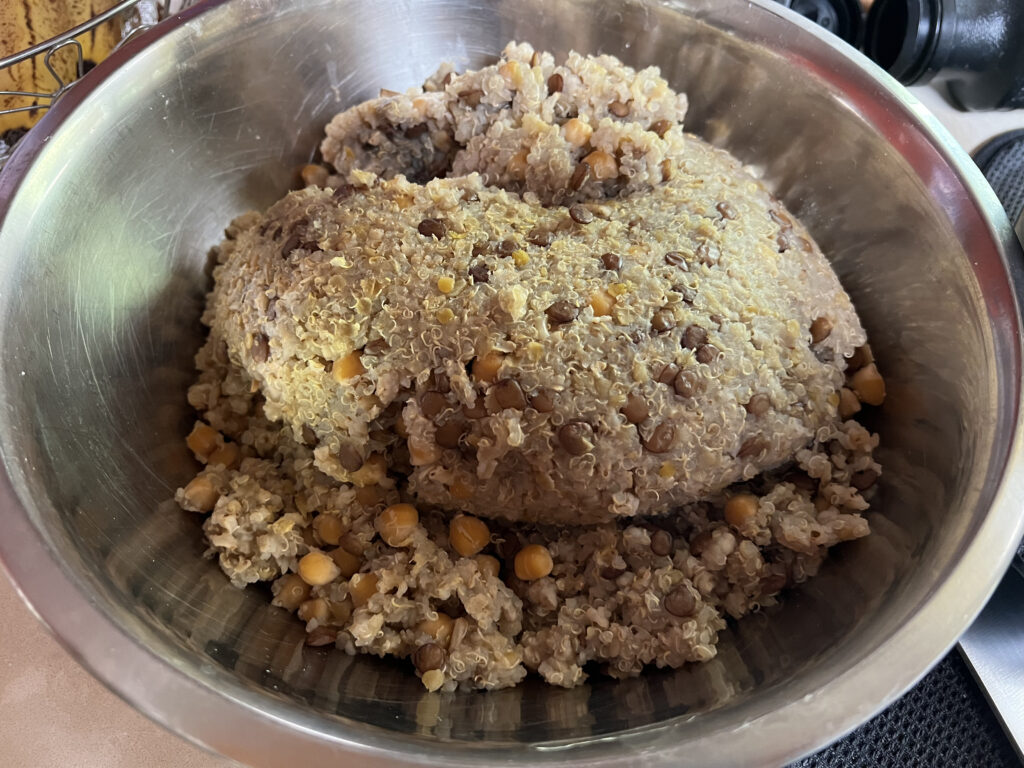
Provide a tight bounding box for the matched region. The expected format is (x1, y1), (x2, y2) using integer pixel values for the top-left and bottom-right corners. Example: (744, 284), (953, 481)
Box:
(332, 350), (365, 383)
(589, 289), (615, 317)
(583, 149), (617, 180)
(329, 547), (361, 579)
(297, 597), (330, 624)
(514, 544), (553, 581)
(724, 493), (759, 528)
(376, 504), (419, 547)
(416, 612), (454, 646)
(449, 515), (491, 557)
(349, 573), (379, 607)
(313, 514), (344, 546)
(474, 554), (501, 580)
(271, 573), (310, 612)
(206, 441), (239, 469)
(186, 422), (219, 461)
(472, 351), (504, 384)
(181, 476), (219, 513)
(851, 363), (886, 406)
(298, 550), (341, 587)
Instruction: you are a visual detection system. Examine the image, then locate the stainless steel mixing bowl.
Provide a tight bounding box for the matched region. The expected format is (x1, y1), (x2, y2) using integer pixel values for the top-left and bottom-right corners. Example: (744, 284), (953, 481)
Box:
(0, 0), (1022, 765)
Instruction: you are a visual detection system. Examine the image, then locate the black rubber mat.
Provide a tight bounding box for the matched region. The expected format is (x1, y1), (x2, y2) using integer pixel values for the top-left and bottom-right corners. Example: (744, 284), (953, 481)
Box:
(974, 129), (1024, 229)
(793, 653), (1020, 766)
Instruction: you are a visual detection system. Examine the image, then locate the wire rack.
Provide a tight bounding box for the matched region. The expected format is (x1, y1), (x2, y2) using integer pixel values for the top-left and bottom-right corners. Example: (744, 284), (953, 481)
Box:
(0, 0), (198, 130)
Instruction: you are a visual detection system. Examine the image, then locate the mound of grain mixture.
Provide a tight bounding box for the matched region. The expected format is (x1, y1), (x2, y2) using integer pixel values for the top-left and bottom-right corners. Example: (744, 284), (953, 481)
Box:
(177, 42), (886, 691)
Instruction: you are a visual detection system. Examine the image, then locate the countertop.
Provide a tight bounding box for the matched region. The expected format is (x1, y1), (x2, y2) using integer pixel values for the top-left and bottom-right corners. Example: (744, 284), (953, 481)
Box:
(0, 83), (1020, 768)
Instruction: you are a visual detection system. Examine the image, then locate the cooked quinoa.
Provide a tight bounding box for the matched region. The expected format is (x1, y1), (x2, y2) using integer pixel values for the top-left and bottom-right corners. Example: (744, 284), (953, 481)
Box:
(176, 42), (885, 692)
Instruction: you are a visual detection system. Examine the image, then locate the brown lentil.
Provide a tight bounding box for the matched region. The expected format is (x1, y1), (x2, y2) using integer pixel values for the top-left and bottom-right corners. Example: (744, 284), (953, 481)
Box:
(468, 262), (490, 283)
(848, 343), (874, 371)
(650, 118), (672, 137)
(420, 391), (447, 420)
(330, 597), (353, 626)
(664, 586), (697, 617)
(716, 201), (737, 220)
(569, 204), (594, 224)
(413, 642), (446, 672)
(558, 422), (594, 456)
(682, 325), (707, 350)
(850, 469), (879, 491)
(689, 530), (714, 557)
(301, 424), (317, 445)
(657, 363), (680, 384)
(528, 228), (553, 247)
(435, 420), (466, 448)
(664, 251), (687, 267)
(459, 89), (483, 107)
(280, 233), (300, 258)
(810, 316), (833, 344)
(337, 445), (364, 473)
(493, 379), (528, 410)
(673, 369), (700, 398)
(568, 161), (590, 191)
(737, 437), (767, 459)
(785, 469), (817, 494)
(696, 344), (719, 364)
(530, 389), (555, 413)
(643, 422), (676, 453)
(650, 529), (674, 557)
(601, 252), (623, 270)
(622, 394), (649, 424)
(651, 309), (675, 333)
(609, 99), (631, 117)
(251, 333), (270, 363)
(417, 218), (446, 239)
(546, 300), (580, 325)
(745, 393), (771, 416)
(463, 400), (488, 419)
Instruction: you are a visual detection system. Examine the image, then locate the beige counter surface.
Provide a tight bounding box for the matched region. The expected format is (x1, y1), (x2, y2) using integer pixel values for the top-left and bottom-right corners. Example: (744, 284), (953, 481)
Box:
(0, 85), (1017, 768)
(0, 575), (230, 768)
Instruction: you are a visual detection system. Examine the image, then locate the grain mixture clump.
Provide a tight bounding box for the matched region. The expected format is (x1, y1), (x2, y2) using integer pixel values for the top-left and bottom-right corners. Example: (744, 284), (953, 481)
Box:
(176, 42), (886, 692)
